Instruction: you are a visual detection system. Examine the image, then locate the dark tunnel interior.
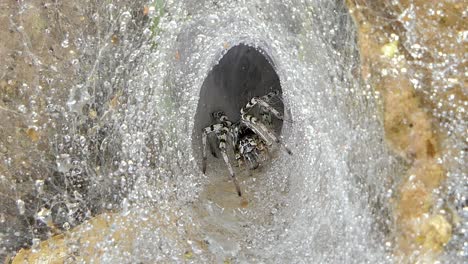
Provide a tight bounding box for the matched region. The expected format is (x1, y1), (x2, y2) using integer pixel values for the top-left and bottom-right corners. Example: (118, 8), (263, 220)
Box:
(192, 44), (285, 166)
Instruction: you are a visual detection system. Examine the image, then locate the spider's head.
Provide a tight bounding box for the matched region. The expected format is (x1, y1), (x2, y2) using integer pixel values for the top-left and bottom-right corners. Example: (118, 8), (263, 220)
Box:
(211, 111), (226, 121)
(238, 134), (265, 170)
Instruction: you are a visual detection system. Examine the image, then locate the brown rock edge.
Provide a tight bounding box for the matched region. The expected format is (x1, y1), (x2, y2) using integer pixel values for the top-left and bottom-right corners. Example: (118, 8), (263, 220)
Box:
(346, 0), (464, 261)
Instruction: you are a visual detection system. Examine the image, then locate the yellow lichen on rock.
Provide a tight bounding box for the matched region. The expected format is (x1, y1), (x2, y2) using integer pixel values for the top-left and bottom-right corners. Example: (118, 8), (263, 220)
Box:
(381, 76), (422, 159)
(381, 40), (399, 58)
(12, 209), (195, 263)
(26, 127), (40, 143)
(13, 234), (67, 264)
(408, 159), (445, 190)
(418, 214), (452, 252)
(397, 180), (432, 220)
(396, 213), (452, 258)
(184, 250), (193, 260)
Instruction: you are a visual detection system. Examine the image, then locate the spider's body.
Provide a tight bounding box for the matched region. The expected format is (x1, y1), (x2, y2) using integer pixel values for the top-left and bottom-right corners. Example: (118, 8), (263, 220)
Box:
(201, 91), (292, 196)
(238, 134), (264, 170)
(233, 124), (268, 171)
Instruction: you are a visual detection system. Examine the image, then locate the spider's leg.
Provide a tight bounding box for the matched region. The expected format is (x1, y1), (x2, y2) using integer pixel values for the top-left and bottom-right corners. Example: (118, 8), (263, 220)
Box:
(257, 99), (283, 120)
(237, 156), (243, 168)
(246, 152), (259, 170)
(263, 90), (280, 100)
(229, 129), (240, 167)
(232, 131), (243, 168)
(267, 131), (293, 155)
(262, 91), (295, 123)
(240, 97), (258, 116)
(234, 152), (241, 167)
(201, 124), (225, 173)
(271, 134), (293, 156)
(260, 110), (272, 126)
(241, 115), (274, 145)
(221, 150), (242, 196)
(242, 121), (272, 146)
(208, 138), (218, 158)
(242, 115), (293, 155)
(217, 130), (242, 196)
(263, 145), (271, 159)
(201, 129), (209, 173)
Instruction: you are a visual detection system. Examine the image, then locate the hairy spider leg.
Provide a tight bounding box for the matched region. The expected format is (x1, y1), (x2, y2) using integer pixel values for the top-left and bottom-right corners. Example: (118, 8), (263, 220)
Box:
(241, 121), (271, 146)
(257, 100), (283, 120)
(241, 114), (275, 145)
(216, 129), (242, 196)
(242, 114), (293, 155)
(202, 112), (234, 172)
(238, 136), (258, 170)
(230, 122), (247, 166)
(260, 110), (272, 126)
(202, 117), (242, 196)
(208, 139), (218, 158)
(241, 91), (283, 119)
(201, 123), (225, 173)
(232, 133), (242, 167)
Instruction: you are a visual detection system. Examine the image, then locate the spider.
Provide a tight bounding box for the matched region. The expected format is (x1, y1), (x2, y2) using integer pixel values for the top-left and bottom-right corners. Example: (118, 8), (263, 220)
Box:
(233, 124), (266, 171)
(239, 90), (292, 154)
(201, 91), (292, 196)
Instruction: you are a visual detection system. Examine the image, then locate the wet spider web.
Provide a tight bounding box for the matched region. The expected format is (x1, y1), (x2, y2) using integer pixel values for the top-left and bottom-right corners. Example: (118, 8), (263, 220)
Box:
(0, 0), (465, 262)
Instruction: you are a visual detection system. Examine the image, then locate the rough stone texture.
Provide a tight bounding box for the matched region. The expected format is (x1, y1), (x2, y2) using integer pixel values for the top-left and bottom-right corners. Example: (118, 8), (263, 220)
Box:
(347, 0), (464, 261)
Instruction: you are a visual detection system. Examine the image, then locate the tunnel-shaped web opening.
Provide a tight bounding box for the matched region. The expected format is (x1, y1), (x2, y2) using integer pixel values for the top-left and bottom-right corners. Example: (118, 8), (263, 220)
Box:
(193, 44), (284, 168)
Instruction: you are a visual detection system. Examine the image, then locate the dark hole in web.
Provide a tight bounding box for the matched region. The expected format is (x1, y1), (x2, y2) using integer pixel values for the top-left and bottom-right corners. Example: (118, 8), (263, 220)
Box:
(192, 44), (284, 167)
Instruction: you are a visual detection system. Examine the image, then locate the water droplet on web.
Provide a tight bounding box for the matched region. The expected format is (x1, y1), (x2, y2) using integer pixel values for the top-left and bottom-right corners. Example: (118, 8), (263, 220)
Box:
(57, 154), (72, 173)
(35, 180), (44, 194)
(61, 38), (69, 48)
(119, 160), (128, 173)
(36, 207), (52, 224)
(17, 104), (27, 113)
(17, 199), (25, 215)
(121, 198), (130, 216)
(31, 238), (41, 253)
